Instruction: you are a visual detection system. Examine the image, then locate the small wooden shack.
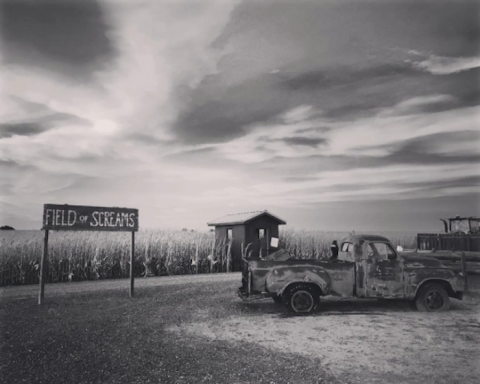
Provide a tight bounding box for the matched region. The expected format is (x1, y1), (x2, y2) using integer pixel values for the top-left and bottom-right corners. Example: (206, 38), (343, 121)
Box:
(207, 210), (286, 271)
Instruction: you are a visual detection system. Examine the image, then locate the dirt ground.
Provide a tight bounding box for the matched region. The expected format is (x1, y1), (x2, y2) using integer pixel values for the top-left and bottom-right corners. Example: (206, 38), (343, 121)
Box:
(170, 294), (480, 384)
(1, 273), (480, 384)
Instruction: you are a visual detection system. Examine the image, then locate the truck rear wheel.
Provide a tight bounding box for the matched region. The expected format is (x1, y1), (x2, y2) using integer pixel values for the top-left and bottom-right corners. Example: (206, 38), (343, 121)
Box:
(415, 283), (450, 312)
(283, 283), (319, 314)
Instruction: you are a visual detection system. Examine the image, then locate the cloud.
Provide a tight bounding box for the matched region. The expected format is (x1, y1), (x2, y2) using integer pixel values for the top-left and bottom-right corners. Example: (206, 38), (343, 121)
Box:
(210, 109), (332, 163)
(0, 0), (115, 80)
(172, 59), (476, 147)
(210, 100), (479, 163)
(0, 0), (239, 168)
(391, 175), (480, 192)
(377, 94), (458, 117)
(325, 104), (479, 158)
(98, 0), (240, 138)
(1, 0), (479, 230)
(200, 163), (480, 208)
(282, 105), (314, 123)
(389, 130), (480, 159)
(279, 64), (417, 92)
(412, 55), (480, 75)
(0, 97), (92, 140)
(0, 122), (47, 138)
(173, 72), (288, 144)
(280, 137), (327, 148)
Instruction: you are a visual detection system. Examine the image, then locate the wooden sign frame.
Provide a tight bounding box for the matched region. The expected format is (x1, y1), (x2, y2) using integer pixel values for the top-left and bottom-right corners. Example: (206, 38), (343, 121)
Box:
(39, 204), (139, 305)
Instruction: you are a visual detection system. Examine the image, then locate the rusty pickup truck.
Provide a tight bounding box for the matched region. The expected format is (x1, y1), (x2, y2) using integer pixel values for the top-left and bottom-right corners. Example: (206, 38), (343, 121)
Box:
(238, 234), (465, 313)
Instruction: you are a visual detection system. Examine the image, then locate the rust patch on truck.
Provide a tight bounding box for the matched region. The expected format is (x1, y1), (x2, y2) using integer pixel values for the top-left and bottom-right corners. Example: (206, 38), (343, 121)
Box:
(265, 265), (330, 296)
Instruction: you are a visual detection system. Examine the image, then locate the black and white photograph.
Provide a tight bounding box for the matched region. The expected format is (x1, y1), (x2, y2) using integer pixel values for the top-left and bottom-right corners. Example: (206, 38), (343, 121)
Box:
(1, 0), (479, 383)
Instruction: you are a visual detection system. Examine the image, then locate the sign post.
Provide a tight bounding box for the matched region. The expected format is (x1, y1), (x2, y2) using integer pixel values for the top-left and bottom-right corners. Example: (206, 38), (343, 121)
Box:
(38, 229), (49, 305)
(130, 231), (135, 297)
(39, 204), (139, 305)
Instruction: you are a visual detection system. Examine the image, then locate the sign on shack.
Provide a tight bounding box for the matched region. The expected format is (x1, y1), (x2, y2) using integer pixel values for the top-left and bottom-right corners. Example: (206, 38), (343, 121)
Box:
(39, 204), (139, 304)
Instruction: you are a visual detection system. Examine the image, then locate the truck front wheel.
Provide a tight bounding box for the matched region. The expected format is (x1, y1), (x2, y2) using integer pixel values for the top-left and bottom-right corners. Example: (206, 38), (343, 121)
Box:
(283, 283), (320, 314)
(415, 283), (450, 312)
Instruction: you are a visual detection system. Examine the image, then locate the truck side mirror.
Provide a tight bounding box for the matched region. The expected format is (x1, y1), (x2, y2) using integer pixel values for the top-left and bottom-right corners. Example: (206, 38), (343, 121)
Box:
(387, 253), (397, 261)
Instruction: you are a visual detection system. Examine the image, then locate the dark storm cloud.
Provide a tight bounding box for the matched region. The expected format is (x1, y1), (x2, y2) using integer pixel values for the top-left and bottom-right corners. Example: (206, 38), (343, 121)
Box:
(173, 66), (390, 144)
(272, 130), (479, 182)
(279, 64), (417, 92)
(173, 74), (289, 144)
(279, 66), (479, 120)
(174, 60), (478, 145)
(0, 110), (91, 138)
(171, 0), (480, 146)
(382, 130), (480, 165)
(445, 68), (480, 107)
(0, 0), (115, 80)
(0, 122), (47, 138)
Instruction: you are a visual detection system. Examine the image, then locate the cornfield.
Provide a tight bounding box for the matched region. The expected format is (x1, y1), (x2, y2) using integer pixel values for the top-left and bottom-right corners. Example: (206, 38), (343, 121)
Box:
(280, 229), (417, 259)
(0, 228), (417, 286)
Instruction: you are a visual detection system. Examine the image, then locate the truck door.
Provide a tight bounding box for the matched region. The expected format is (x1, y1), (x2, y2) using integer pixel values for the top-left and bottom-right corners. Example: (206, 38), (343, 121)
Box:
(363, 242), (404, 298)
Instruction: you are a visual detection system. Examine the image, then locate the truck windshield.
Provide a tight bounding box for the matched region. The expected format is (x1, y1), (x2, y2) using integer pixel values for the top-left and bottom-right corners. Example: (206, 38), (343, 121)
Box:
(367, 242), (396, 260)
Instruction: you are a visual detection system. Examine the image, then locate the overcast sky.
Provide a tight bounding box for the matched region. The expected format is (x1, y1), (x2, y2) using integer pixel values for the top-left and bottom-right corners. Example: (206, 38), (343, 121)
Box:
(1, 0), (479, 232)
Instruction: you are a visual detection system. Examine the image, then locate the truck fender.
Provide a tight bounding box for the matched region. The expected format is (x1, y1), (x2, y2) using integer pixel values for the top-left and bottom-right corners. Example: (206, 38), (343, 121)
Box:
(411, 277), (459, 300)
(265, 266), (331, 297)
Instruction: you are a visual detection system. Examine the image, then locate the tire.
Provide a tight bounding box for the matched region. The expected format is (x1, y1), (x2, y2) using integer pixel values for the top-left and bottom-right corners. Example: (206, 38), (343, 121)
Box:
(272, 295), (283, 304)
(415, 283), (450, 312)
(283, 283), (320, 314)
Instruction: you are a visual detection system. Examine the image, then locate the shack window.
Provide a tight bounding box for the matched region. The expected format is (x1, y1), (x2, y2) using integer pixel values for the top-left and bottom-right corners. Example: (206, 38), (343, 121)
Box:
(341, 242), (353, 252)
(257, 229), (265, 239)
(367, 242), (396, 260)
(227, 228), (233, 240)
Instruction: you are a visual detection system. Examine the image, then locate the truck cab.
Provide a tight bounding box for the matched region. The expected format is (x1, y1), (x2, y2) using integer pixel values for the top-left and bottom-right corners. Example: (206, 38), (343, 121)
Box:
(239, 234), (465, 314)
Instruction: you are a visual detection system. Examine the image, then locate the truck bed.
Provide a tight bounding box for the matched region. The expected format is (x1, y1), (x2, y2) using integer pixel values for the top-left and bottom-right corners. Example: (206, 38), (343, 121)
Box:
(242, 258), (355, 297)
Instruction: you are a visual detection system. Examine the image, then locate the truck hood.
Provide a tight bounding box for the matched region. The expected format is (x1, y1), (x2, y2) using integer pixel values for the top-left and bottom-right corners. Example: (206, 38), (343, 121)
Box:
(400, 253), (444, 268)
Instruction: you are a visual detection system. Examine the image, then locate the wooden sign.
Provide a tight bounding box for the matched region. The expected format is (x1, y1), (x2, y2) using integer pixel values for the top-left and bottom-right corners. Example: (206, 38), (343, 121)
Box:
(42, 204), (139, 232)
(39, 203), (139, 305)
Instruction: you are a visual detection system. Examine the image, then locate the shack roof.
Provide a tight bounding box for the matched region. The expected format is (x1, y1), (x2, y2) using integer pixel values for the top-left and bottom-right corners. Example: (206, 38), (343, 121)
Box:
(207, 210), (286, 226)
